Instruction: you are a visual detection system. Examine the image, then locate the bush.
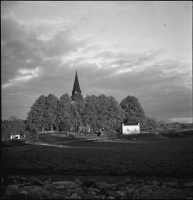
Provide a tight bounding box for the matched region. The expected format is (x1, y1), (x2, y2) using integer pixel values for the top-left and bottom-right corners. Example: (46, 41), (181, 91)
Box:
(102, 129), (119, 137)
(68, 133), (78, 139)
(158, 130), (193, 138)
(117, 134), (135, 140)
(183, 130), (193, 136)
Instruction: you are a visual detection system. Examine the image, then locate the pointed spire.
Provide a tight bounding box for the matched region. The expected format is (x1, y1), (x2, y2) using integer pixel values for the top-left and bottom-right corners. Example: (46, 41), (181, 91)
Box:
(71, 70), (81, 101)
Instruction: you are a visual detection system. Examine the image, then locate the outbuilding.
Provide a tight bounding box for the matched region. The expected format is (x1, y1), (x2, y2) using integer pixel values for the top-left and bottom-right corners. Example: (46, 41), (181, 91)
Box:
(10, 134), (20, 139)
(122, 123), (140, 134)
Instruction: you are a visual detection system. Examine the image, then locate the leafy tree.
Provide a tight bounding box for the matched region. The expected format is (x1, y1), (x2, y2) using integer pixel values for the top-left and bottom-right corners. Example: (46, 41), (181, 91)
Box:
(106, 96), (125, 131)
(46, 94), (59, 131)
(56, 93), (72, 131)
(71, 93), (85, 130)
(9, 116), (17, 135)
(82, 94), (124, 132)
(156, 120), (167, 129)
(1, 119), (12, 139)
(83, 95), (99, 132)
(146, 117), (157, 129)
(96, 95), (124, 131)
(1, 118), (27, 139)
(26, 92), (148, 135)
(73, 93), (85, 115)
(120, 96), (146, 125)
(180, 123), (193, 129)
(26, 95), (48, 132)
(26, 94), (58, 132)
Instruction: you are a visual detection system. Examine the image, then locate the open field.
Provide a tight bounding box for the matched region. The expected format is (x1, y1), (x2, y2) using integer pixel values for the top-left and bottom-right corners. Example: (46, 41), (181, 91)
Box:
(2, 135), (193, 184)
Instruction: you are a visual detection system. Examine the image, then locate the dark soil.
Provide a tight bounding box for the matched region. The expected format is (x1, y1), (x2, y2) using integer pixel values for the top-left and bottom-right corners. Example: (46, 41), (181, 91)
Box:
(2, 136), (193, 182)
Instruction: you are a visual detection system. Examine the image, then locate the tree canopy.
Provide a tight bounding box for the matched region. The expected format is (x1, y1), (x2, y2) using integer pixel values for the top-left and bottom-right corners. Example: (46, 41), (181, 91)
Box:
(26, 94), (58, 132)
(1, 117), (26, 139)
(120, 95), (146, 126)
(25, 93), (146, 133)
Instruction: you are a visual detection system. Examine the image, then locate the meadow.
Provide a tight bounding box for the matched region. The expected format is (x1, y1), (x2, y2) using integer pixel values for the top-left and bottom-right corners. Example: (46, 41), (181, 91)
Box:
(2, 133), (193, 183)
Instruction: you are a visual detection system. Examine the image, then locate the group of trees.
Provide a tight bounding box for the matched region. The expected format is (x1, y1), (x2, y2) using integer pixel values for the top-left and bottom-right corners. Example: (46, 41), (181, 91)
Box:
(25, 93), (147, 133)
(2, 93), (193, 138)
(1, 116), (27, 139)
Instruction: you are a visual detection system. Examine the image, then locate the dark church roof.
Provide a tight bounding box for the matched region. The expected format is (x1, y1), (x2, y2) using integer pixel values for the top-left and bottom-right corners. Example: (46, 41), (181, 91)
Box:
(72, 71), (81, 93)
(71, 71), (81, 101)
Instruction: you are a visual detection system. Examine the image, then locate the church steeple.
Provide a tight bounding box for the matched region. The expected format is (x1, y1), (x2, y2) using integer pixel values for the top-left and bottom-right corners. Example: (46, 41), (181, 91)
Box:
(71, 71), (81, 101)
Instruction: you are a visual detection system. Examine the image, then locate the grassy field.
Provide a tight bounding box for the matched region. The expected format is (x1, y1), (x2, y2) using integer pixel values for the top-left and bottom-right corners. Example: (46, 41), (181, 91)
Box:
(2, 134), (193, 184)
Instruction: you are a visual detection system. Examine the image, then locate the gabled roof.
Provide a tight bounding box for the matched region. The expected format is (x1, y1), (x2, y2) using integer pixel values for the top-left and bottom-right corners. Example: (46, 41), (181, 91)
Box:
(72, 71), (81, 93)
(122, 123), (139, 126)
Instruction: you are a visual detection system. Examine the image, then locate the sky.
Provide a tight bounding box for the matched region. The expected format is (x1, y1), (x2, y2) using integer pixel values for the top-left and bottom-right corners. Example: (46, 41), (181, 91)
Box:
(1, 1), (192, 123)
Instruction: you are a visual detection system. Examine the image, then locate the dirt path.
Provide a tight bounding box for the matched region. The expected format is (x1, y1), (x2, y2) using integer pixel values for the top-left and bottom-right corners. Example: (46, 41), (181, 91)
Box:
(25, 137), (148, 149)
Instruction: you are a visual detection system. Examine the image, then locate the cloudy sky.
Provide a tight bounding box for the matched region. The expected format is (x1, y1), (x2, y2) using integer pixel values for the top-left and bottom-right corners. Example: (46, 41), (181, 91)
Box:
(1, 1), (192, 123)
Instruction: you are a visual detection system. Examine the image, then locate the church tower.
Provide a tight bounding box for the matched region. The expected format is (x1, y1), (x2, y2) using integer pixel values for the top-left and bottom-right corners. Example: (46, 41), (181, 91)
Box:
(71, 71), (81, 101)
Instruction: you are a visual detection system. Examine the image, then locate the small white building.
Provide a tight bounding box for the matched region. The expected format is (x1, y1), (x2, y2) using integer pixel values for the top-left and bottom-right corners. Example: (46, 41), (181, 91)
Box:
(122, 123), (140, 134)
(10, 134), (20, 139)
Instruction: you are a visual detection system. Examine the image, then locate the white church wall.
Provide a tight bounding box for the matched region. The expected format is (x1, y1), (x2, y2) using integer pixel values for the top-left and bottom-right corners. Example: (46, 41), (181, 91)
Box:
(122, 123), (140, 134)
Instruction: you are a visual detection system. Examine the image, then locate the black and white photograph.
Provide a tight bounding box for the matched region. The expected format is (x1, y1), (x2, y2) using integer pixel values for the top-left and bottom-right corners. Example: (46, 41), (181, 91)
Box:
(1, 1), (193, 199)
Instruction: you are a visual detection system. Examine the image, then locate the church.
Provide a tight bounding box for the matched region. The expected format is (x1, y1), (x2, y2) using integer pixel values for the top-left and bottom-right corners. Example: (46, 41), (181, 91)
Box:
(70, 71), (140, 134)
(71, 70), (81, 101)
(71, 71), (91, 133)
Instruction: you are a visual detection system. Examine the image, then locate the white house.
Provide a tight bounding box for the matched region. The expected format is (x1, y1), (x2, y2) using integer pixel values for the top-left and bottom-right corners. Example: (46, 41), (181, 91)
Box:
(10, 134), (20, 139)
(122, 123), (140, 134)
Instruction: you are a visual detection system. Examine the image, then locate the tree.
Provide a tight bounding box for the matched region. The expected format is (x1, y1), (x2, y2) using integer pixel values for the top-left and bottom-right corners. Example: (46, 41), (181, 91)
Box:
(120, 96), (146, 125)
(9, 116), (17, 135)
(106, 96), (125, 131)
(96, 95), (124, 131)
(56, 93), (72, 131)
(71, 93), (85, 130)
(82, 94), (124, 132)
(1, 118), (27, 139)
(155, 119), (167, 129)
(26, 92), (147, 134)
(180, 123), (193, 129)
(82, 95), (98, 132)
(46, 94), (59, 131)
(158, 120), (167, 129)
(1, 119), (12, 139)
(26, 95), (48, 132)
(146, 117), (157, 130)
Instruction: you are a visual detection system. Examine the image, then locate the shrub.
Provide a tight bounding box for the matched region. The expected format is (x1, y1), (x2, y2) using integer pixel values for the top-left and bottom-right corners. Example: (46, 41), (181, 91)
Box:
(158, 130), (193, 138)
(68, 133), (77, 139)
(102, 129), (119, 137)
(183, 130), (193, 136)
(117, 134), (135, 140)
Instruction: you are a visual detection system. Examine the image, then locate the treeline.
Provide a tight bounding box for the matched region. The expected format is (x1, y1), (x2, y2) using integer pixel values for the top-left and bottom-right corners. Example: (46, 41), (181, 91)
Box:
(1, 116), (27, 139)
(25, 93), (147, 133)
(3, 93), (191, 139)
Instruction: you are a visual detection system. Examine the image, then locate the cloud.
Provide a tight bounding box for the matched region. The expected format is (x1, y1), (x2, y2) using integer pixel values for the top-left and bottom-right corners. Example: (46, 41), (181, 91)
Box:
(2, 67), (41, 89)
(63, 52), (191, 122)
(1, 3), (192, 123)
(1, 12), (87, 89)
(170, 118), (192, 123)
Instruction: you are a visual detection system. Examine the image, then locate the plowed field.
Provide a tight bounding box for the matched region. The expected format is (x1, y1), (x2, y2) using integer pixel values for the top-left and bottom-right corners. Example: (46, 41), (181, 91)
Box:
(2, 136), (193, 180)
